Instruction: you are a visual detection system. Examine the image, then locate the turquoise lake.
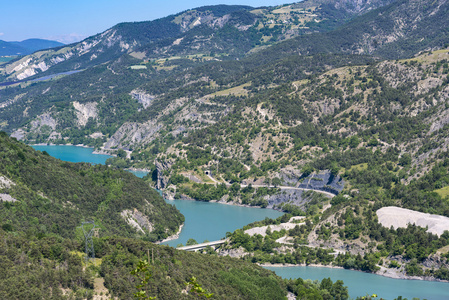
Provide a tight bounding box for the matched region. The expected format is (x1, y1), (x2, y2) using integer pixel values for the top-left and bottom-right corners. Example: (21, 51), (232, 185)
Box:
(31, 145), (147, 178)
(31, 145), (112, 165)
(161, 199), (283, 247)
(30, 145), (283, 246)
(32, 144), (449, 300)
(265, 266), (449, 300)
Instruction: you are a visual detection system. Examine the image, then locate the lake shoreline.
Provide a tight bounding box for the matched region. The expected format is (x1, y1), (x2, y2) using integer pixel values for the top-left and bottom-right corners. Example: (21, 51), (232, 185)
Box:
(165, 194), (284, 212)
(167, 197), (285, 213)
(30, 143), (114, 156)
(126, 167), (152, 173)
(261, 263), (449, 283)
(259, 262), (344, 270)
(31, 142), (93, 149)
(156, 224), (184, 244)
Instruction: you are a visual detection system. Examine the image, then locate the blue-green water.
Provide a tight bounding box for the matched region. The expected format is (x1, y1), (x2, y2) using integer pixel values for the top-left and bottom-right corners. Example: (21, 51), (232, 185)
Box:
(31, 145), (149, 178)
(161, 199), (283, 247)
(30, 145), (281, 245)
(265, 266), (449, 300)
(31, 144), (449, 299)
(31, 145), (112, 164)
(127, 170), (149, 178)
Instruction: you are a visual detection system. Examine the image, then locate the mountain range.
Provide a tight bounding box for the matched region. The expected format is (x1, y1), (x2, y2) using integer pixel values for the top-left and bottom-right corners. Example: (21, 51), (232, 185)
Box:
(1, 0), (449, 296)
(0, 38), (64, 56)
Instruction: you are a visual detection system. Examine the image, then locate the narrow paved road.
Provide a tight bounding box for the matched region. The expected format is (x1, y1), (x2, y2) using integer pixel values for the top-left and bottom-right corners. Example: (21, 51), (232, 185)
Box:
(241, 184), (336, 198)
(203, 174), (336, 198)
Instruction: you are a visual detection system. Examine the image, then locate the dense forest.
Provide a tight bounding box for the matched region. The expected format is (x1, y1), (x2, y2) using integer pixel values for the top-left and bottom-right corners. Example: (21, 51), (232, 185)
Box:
(0, 132), (183, 241)
(0, 132), (356, 299)
(1, 0), (449, 298)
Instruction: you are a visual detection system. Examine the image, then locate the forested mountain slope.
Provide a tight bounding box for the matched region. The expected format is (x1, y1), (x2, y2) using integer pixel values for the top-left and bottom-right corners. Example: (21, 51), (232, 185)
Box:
(0, 0), (391, 83)
(1, 0), (447, 151)
(0, 132), (183, 241)
(1, 0), (449, 292)
(250, 0), (449, 60)
(0, 229), (354, 299)
(0, 0), (448, 207)
(0, 135), (349, 299)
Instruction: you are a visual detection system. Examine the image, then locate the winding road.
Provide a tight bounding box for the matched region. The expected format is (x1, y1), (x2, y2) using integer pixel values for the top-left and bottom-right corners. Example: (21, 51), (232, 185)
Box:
(205, 173), (336, 198)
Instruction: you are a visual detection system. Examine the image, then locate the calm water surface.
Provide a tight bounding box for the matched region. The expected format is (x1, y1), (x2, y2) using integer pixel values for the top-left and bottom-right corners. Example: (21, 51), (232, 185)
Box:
(265, 266), (449, 300)
(32, 145), (449, 299)
(32, 145), (149, 178)
(127, 170), (149, 178)
(30, 145), (282, 245)
(31, 145), (112, 164)
(161, 199), (283, 247)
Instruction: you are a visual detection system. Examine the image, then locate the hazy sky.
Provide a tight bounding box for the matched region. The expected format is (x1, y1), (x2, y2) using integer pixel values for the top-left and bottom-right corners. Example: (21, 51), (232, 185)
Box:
(1, 0), (291, 44)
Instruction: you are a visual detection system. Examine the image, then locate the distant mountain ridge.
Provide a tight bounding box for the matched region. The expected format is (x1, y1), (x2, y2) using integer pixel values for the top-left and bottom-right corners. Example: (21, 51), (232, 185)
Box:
(0, 0), (392, 83)
(1, 0), (449, 284)
(0, 38), (64, 56)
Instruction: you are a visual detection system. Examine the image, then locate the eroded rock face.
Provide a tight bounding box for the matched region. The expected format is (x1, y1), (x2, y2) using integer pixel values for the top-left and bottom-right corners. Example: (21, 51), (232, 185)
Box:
(422, 254), (449, 269)
(429, 107), (449, 133)
(130, 90), (155, 109)
(1, 29), (126, 82)
(104, 121), (162, 150)
(12, 112), (60, 142)
(0, 194), (17, 202)
(218, 246), (248, 258)
(120, 209), (154, 233)
(154, 160), (174, 190)
(0, 176), (17, 203)
(333, 0), (396, 14)
(0, 175), (15, 189)
(297, 171), (344, 195)
(73, 101), (98, 127)
(266, 189), (310, 209)
(10, 129), (26, 140)
(31, 112), (57, 130)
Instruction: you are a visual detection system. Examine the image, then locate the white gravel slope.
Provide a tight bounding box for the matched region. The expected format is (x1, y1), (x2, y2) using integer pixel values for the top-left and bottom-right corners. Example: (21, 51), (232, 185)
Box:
(376, 206), (449, 236)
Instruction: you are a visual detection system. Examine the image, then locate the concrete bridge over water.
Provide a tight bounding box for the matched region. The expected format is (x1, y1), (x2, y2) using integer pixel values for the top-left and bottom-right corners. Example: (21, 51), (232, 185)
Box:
(177, 239), (227, 252)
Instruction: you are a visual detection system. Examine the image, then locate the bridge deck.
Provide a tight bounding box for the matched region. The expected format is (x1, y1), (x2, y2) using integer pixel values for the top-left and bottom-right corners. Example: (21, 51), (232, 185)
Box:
(177, 239), (227, 251)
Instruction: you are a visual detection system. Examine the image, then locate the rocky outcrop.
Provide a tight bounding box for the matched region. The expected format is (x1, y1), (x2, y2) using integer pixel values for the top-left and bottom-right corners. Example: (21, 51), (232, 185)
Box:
(332, 0), (396, 14)
(266, 189), (310, 209)
(120, 209), (154, 233)
(104, 121), (162, 150)
(422, 254), (449, 269)
(218, 246), (247, 258)
(89, 132), (104, 139)
(154, 159), (174, 190)
(72, 101), (98, 126)
(10, 129), (26, 140)
(278, 167), (302, 186)
(0, 175), (15, 189)
(429, 108), (449, 133)
(130, 90), (155, 109)
(0, 194), (18, 202)
(297, 171), (344, 195)
(0, 175), (17, 203)
(30, 112), (57, 130)
(11, 112), (60, 142)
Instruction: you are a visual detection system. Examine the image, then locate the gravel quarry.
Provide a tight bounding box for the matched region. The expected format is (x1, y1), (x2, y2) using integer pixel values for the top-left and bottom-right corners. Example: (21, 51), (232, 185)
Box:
(376, 206), (449, 236)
